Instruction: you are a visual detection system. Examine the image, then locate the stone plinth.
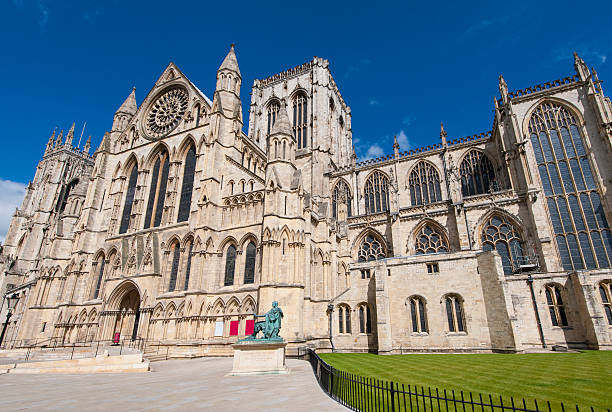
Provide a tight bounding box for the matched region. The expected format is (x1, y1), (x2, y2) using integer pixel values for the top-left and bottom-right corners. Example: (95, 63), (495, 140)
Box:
(230, 341), (288, 375)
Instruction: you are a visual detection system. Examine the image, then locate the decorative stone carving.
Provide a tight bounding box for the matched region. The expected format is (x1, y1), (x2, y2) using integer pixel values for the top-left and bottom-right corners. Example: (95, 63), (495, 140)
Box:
(145, 87), (189, 138)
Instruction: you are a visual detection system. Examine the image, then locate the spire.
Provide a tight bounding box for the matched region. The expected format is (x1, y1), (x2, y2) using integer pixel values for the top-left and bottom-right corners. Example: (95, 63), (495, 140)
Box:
(573, 52), (590, 81)
(440, 122), (447, 147)
(498, 75), (509, 103)
(218, 44), (241, 76)
(55, 130), (63, 148)
(65, 123), (75, 146)
(45, 128), (56, 154)
(270, 101), (293, 137)
(393, 135), (400, 158)
(84, 135), (91, 154)
(116, 87), (137, 115)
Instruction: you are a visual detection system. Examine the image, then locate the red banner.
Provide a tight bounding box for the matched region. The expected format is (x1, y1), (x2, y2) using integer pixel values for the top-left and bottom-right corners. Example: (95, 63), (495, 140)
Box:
(245, 319), (254, 335)
(229, 320), (239, 336)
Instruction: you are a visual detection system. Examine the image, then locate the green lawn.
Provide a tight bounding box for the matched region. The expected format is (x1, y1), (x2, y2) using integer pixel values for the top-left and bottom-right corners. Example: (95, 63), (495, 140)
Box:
(319, 351), (612, 411)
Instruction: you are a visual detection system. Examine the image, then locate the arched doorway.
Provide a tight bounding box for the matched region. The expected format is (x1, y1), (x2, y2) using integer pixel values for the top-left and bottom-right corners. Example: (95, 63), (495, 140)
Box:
(107, 282), (142, 341)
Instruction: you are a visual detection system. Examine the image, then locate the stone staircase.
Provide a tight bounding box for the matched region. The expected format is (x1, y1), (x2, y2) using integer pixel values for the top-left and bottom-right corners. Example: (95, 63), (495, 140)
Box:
(0, 352), (149, 374)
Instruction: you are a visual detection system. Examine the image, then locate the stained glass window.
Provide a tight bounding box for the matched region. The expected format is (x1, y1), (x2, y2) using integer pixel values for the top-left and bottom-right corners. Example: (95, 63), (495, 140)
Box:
(119, 164), (138, 234)
(529, 102), (611, 270)
(332, 179), (352, 219)
(93, 254), (105, 299)
(183, 241), (193, 290)
(410, 296), (427, 333)
(293, 92), (308, 149)
(364, 171), (389, 214)
(224, 245), (237, 286)
(409, 162), (442, 206)
(481, 215), (524, 275)
(358, 234), (386, 262)
(145, 150), (169, 228)
(545, 284), (568, 326)
(445, 295), (465, 332)
(244, 242), (256, 284)
(338, 305), (351, 334)
(178, 145), (196, 222)
(359, 305), (372, 334)
(415, 224), (449, 254)
(599, 281), (612, 325)
(267, 100), (280, 136)
(459, 151), (497, 197)
(168, 242), (180, 292)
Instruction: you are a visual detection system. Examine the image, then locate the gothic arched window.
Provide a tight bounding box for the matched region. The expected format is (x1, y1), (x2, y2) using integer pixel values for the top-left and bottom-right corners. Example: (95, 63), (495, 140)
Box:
(183, 240), (193, 290)
(409, 296), (427, 333)
(337, 305), (351, 334)
(293, 92), (308, 149)
(409, 162), (442, 206)
(529, 102), (612, 271)
(332, 179), (353, 219)
(358, 233), (386, 262)
(599, 281), (612, 325)
(168, 241), (180, 292)
(244, 242), (256, 284)
(177, 144), (196, 222)
(119, 163), (138, 234)
(93, 253), (105, 299)
(57, 179), (79, 214)
(459, 150), (497, 197)
(144, 149), (170, 228)
(224, 244), (237, 286)
(415, 224), (449, 254)
(545, 284), (568, 327)
(364, 171), (390, 214)
(481, 214), (524, 275)
(358, 304), (372, 334)
(445, 294), (465, 332)
(267, 100), (280, 136)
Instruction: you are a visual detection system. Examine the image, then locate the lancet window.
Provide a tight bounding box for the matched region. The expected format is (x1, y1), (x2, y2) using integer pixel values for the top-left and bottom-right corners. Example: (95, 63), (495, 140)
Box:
(168, 241), (180, 292)
(119, 163), (138, 234)
(481, 214), (524, 275)
(529, 102), (612, 271)
(177, 144), (196, 222)
(144, 149), (170, 228)
(445, 294), (465, 332)
(364, 171), (389, 214)
(93, 253), (105, 299)
(358, 234), (386, 262)
(224, 244), (237, 286)
(358, 304), (372, 334)
(459, 150), (497, 197)
(293, 92), (308, 149)
(338, 305), (351, 334)
(409, 296), (427, 333)
(183, 240), (193, 290)
(415, 224), (448, 255)
(545, 284), (568, 327)
(599, 281), (612, 325)
(409, 162), (442, 206)
(332, 179), (353, 219)
(244, 242), (256, 284)
(267, 100), (280, 136)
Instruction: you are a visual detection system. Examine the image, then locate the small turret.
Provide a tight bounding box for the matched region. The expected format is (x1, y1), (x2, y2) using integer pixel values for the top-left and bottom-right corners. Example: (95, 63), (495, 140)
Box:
(55, 130), (64, 148)
(83, 136), (91, 154)
(45, 129), (56, 155)
(211, 44), (243, 146)
(574, 52), (590, 81)
(65, 123), (75, 147)
(499, 75), (509, 104)
(393, 135), (400, 158)
(440, 122), (447, 147)
(112, 88), (137, 132)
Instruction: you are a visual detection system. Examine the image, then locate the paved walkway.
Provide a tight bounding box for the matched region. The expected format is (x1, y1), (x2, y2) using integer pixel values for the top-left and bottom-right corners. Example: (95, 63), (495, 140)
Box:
(0, 357), (347, 411)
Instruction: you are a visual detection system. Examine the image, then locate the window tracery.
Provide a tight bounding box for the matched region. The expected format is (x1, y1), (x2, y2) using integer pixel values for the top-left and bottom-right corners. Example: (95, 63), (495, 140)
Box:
(167, 241), (180, 292)
(177, 144), (196, 222)
(481, 214), (523, 275)
(545, 284), (568, 327)
(358, 234), (386, 262)
(332, 179), (352, 219)
(358, 304), (372, 334)
(93, 254), (105, 299)
(599, 281), (612, 325)
(267, 100), (280, 136)
(445, 294), (465, 332)
(364, 171), (389, 214)
(144, 149), (169, 228)
(415, 224), (448, 255)
(244, 242), (256, 284)
(459, 150), (497, 197)
(224, 244), (237, 286)
(409, 162), (442, 206)
(409, 296), (427, 333)
(293, 92), (308, 149)
(119, 163), (138, 234)
(183, 240), (193, 290)
(529, 102), (612, 271)
(145, 87), (188, 138)
(338, 305), (351, 334)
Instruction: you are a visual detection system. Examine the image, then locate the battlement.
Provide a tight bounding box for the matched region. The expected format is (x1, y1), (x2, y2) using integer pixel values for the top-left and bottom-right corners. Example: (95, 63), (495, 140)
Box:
(508, 74), (580, 99)
(256, 60), (315, 87)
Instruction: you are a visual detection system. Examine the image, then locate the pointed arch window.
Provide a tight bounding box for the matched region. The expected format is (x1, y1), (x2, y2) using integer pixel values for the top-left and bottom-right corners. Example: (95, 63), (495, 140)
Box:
(459, 150), (497, 197)
(93, 254), (105, 299)
(57, 179), (79, 214)
(332, 179), (353, 219)
(445, 294), (465, 332)
(481, 214), (524, 275)
(144, 150), (170, 228)
(599, 281), (612, 325)
(178, 144), (196, 222)
(338, 305), (351, 334)
(119, 163), (138, 234)
(409, 296), (428, 333)
(415, 224), (449, 254)
(409, 162), (442, 206)
(293, 92), (308, 149)
(168, 241), (180, 292)
(358, 234), (386, 262)
(244, 242), (256, 284)
(183, 240), (194, 290)
(224, 244), (237, 286)
(358, 304), (372, 334)
(529, 102), (612, 271)
(364, 171), (390, 214)
(267, 100), (280, 136)
(545, 284), (568, 326)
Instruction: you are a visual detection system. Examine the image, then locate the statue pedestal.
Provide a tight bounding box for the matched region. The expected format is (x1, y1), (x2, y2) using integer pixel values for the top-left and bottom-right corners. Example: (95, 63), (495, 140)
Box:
(230, 341), (288, 375)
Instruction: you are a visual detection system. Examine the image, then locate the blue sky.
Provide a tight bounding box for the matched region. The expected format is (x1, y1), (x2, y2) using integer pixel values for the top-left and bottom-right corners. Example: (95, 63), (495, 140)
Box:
(0, 0), (610, 241)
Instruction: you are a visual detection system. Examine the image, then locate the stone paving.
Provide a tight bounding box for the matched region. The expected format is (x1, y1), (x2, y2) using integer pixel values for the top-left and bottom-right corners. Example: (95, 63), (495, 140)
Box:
(0, 357), (348, 411)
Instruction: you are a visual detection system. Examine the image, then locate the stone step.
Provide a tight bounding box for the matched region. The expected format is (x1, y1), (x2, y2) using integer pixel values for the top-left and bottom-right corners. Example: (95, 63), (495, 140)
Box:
(4, 353), (149, 374)
(9, 363), (149, 374)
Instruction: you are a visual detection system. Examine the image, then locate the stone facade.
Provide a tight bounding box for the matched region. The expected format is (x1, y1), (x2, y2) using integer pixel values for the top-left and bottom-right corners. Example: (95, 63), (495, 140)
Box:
(2, 47), (612, 355)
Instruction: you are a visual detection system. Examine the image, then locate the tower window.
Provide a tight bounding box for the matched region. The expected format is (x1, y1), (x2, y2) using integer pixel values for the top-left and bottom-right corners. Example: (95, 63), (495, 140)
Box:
(267, 100), (280, 136)
(293, 92), (308, 149)
(364, 171), (390, 214)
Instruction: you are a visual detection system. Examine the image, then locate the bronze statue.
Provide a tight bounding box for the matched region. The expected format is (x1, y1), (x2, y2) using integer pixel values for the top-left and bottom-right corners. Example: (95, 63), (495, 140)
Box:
(243, 301), (284, 341)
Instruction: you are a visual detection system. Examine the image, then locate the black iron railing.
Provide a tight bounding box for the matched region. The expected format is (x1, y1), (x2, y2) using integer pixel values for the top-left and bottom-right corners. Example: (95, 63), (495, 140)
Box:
(301, 349), (609, 412)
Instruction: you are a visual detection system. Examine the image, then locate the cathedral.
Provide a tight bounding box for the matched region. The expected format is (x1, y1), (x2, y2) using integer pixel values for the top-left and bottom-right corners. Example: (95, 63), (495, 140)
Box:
(1, 45), (612, 355)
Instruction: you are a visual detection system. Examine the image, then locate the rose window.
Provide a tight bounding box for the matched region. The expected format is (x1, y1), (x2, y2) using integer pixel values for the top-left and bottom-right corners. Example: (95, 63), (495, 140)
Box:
(145, 87), (188, 138)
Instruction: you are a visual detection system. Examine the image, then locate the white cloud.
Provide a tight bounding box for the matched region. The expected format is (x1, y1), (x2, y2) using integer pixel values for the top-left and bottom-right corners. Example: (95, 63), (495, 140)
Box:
(0, 179), (26, 244)
(601, 55), (607, 64)
(369, 99), (380, 106)
(396, 130), (411, 150)
(364, 144), (384, 160)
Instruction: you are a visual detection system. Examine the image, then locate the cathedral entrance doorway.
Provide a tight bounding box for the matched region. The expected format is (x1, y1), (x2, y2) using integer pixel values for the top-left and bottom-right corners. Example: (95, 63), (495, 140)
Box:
(107, 282), (141, 341)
